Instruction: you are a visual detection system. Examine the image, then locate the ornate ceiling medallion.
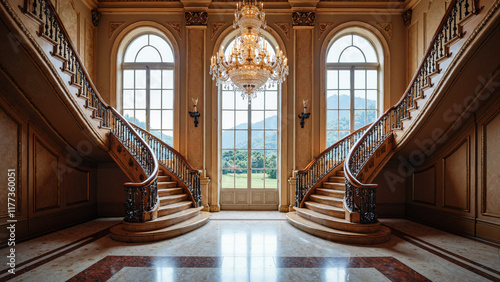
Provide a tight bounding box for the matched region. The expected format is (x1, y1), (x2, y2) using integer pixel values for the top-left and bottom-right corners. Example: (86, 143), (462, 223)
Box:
(209, 0), (289, 100)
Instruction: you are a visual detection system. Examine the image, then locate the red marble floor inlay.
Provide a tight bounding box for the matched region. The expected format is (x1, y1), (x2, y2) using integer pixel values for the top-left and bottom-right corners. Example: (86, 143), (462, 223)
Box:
(68, 256), (430, 282)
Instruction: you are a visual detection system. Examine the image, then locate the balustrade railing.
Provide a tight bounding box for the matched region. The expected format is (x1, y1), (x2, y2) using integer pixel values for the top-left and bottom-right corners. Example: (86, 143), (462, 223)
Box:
(22, 0), (160, 223)
(294, 124), (370, 207)
(344, 0), (479, 223)
(131, 125), (203, 207)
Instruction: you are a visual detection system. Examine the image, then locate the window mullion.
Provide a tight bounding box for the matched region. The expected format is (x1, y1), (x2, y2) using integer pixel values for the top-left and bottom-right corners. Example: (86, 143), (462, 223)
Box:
(248, 100), (252, 189)
(350, 67), (355, 132)
(146, 66), (151, 131)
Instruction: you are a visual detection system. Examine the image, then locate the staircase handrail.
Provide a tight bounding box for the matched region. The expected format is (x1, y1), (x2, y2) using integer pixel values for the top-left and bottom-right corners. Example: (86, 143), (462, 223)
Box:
(131, 124), (203, 207)
(294, 124), (371, 207)
(344, 0), (479, 223)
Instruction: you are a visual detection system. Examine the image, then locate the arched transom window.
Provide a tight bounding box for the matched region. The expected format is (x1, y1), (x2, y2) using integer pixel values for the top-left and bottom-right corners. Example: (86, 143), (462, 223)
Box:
(326, 33), (380, 146)
(122, 33), (175, 146)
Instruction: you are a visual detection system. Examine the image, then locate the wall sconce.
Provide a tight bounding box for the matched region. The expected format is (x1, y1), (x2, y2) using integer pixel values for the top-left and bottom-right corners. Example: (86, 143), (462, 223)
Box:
(298, 99), (310, 128)
(189, 98), (200, 127)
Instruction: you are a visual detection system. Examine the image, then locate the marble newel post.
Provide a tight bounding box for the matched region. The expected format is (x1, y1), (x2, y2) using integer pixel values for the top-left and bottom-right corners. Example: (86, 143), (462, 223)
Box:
(184, 8), (210, 211)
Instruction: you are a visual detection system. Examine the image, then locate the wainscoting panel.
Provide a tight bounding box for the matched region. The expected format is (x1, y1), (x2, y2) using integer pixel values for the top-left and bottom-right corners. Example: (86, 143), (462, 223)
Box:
(65, 168), (90, 206)
(0, 105), (21, 218)
(442, 138), (470, 212)
(412, 165), (436, 205)
(481, 109), (500, 218)
(34, 137), (60, 212)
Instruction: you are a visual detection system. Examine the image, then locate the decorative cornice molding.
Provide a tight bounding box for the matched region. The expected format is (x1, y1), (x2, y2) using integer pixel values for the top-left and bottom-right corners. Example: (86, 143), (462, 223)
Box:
(166, 22), (183, 38)
(318, 22), (334, 38)
(292, 12), (315, 26)
(377, 22), (393, 39)
(274, 22), (290, 39)
(402, 9), (412, 26)
(211, 22), (226, 40)
(108, 22), (124, 38)
(185, 11), (208, 26)
(91, 9), (101, 27)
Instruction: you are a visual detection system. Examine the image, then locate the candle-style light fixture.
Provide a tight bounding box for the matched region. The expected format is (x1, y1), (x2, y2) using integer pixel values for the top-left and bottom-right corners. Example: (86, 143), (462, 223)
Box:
(209, 0), (289, 100)
(189, 98), (200, 127)
(298, 99), (310, 128)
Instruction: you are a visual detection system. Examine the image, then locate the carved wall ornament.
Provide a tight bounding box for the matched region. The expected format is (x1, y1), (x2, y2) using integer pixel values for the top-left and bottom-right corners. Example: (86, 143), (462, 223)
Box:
(402, 9), (413, 27)
(274, 22), (289, 39)
(91, 9), (101, 27)
(292, 12), (315, 26)
(318, 23), (334, 38)
(377, 23), (393, 40)
(166, 22), (182, 39)
(211, 22), (226, 40)
(108, 22), (124, 38)
(185, 11), (208, 26)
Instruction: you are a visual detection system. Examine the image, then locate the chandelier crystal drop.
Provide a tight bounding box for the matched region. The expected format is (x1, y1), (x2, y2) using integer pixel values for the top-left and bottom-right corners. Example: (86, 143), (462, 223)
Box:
(209, 0), (289, 100)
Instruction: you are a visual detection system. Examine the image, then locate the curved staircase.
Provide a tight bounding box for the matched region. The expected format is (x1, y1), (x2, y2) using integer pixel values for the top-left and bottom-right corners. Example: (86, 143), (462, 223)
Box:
(110, 170), (211, 243)
(287, 0), (497, 244)
(287, 167), (391, 245)
(0, 0), (210, 243)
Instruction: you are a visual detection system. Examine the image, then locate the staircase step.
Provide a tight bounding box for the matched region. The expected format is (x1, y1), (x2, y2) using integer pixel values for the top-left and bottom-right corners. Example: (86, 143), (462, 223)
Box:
(122, 207), (203, 232)
(310, 194), (343, 208)
(158, 201), (193, 217)
(316, 188), (345, 199)
(158, 170), (166, 176)
(304, 201), (345, 218)
(160, 194), (188, 206)
(110, 212), (212, 243)
(158, 181), (177, 188)
(294, 208), (381, 233)
(286, 212), (390, 245)
(335, 171), (345, 177)
(323, 182), (345, 190)
(158, 188), (183, 197)
(158, 175), (171, 182)
(328, 176), (345, 183)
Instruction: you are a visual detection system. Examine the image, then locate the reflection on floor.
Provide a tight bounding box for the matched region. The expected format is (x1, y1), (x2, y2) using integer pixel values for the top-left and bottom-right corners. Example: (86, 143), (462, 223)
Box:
(0, 213), (499, 281)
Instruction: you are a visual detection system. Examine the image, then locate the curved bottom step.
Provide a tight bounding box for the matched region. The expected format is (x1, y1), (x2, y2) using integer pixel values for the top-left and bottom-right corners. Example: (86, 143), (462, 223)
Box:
(110, 212), (211, 243)
(286, 212), (390, 245)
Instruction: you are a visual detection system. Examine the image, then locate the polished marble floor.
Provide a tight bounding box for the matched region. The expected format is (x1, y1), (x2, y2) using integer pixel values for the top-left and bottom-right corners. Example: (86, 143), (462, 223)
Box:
(1, 212), (499, 281)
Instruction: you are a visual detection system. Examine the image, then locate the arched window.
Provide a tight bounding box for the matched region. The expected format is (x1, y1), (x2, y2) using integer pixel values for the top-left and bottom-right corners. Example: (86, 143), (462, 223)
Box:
(122, 33), (175, 146)
(219, 33), (280, 209)
(326, 33), (380, 146)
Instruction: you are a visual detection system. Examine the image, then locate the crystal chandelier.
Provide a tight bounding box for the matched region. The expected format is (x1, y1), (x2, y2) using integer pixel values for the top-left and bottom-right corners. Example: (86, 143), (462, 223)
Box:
(209, 0), (289, 100)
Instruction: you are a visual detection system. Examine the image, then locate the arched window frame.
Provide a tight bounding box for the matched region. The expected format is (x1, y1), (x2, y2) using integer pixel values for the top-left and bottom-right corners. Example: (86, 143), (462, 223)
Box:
(111, 23), (180, 148)
(212, 27), (288, 209)
(320, 23), (390, 149)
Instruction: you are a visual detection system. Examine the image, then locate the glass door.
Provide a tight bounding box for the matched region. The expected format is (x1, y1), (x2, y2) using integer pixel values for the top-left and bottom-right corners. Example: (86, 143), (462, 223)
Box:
(220, 86), (279, 210)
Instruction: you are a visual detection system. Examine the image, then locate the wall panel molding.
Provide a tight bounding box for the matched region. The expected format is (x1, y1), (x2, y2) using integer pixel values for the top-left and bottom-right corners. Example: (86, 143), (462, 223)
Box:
(0, 104), (23, 218)
(442, 137), (470, 212)
(412, 164), (436, 206)
(481, 108), (500, 218)
(66, 168), (91, 206)
(33, 136), (60, 212)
